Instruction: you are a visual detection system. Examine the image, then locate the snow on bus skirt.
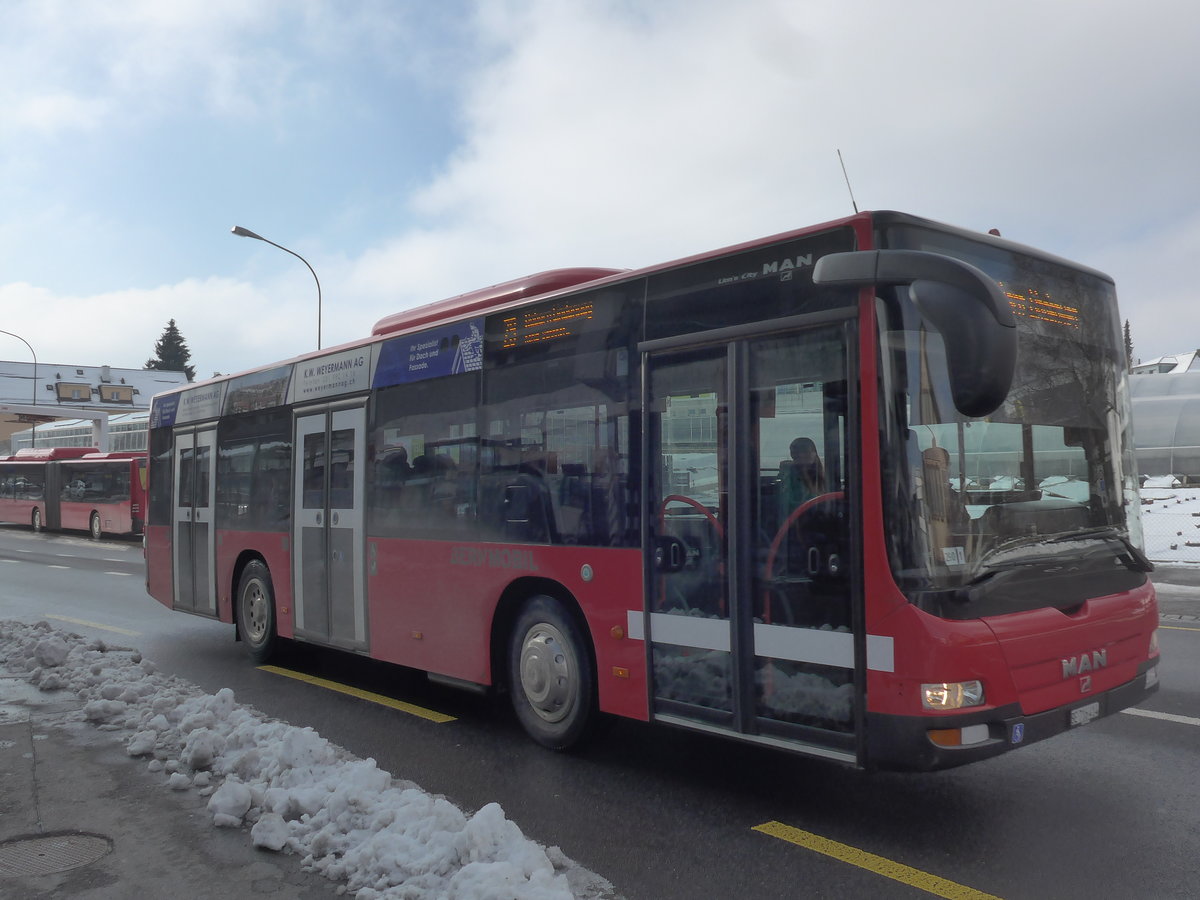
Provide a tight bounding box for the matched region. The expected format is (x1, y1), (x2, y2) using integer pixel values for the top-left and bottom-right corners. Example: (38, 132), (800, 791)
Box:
(0, 619), (614, 900)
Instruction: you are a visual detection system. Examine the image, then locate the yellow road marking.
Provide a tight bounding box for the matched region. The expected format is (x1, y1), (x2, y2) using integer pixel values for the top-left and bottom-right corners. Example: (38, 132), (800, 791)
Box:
(44, 614), (141, 637)
(258, 665), (456, 723)
(1160, 624), (1200, 632)
(753, 821), (1003, 900)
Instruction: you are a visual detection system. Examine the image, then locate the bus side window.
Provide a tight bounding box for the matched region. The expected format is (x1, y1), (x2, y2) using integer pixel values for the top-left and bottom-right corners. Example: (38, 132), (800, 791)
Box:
(368, 372), (480, 540)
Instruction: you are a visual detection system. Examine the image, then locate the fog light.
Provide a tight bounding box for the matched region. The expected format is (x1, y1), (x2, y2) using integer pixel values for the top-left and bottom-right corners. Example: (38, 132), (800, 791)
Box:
(1149, 628), (1160, 659)
(921, 680), (985, 710)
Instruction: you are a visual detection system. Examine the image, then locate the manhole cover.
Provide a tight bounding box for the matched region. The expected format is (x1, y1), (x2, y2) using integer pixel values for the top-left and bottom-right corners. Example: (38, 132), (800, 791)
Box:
(0, 833), (112, 878)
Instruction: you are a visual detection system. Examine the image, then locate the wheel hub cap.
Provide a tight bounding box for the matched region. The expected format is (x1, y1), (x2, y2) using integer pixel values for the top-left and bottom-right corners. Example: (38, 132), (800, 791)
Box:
(244, 584), (267, 642)
(519, 624), (575, 724)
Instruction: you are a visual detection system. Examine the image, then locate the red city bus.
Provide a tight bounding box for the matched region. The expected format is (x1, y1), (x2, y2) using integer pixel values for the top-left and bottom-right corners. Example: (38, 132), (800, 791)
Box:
(144, 211), (1159, 770)
(0, 448), (148, 539)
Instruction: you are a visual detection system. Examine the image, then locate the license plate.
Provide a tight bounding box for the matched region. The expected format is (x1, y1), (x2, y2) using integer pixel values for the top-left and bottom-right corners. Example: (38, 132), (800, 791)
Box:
(1069, 701), (1101, 728)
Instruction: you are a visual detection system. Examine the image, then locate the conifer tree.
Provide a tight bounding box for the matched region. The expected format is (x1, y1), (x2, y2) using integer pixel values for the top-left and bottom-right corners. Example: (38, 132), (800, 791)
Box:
(1123, 319), (1133, 372)
(145, 319), (196, 382)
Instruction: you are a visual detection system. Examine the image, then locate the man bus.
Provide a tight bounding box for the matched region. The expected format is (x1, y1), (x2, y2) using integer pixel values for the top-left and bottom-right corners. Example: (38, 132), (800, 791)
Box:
(144, 210), (1158, 770)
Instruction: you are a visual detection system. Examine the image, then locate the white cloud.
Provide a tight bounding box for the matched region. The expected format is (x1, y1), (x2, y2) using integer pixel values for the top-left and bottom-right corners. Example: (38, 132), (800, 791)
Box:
(2, 0), (1200, 376)
(337, 0), (1200, 350)
(12, 92), (111, 135)
(0, 1), (423, 140)
(0, 277), (315, 379)
(1096, 212), (1200, 363)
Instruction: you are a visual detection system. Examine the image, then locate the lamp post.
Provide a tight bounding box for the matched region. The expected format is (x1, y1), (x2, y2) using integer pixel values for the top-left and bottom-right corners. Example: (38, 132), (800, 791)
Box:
(0, 329), (38, 448)
(231, 226), (323, 350)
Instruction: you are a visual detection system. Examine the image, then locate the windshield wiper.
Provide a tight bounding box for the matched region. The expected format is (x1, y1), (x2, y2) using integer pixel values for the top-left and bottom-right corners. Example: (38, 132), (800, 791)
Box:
(1032, 526), (1152, 573)
(970, 527), (1152, 581)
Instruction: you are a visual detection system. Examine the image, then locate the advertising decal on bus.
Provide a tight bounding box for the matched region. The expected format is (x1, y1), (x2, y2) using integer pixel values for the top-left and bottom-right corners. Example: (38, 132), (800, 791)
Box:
(374, 318), (485, 388)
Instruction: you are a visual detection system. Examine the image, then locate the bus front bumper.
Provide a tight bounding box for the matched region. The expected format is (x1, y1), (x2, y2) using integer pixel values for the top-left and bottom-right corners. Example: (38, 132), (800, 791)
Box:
(865, 659), (1160, 772)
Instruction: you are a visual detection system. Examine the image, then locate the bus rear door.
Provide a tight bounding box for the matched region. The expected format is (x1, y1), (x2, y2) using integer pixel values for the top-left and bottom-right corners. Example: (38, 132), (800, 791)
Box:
(292, 405), (368, 651)
(172, 427), (217, 616)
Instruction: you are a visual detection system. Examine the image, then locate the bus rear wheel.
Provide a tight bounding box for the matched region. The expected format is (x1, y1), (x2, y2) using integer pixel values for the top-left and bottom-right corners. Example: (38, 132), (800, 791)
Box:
(236, 560), (277, 663)
(31, 507), (42, 532)
(89, 512), (102, 541)
(509, 595), (596, 751)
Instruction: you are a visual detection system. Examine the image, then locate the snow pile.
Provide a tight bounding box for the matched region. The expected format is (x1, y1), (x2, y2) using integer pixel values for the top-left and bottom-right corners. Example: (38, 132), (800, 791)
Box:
(0, 619), (606, 900)
(1141, 485), (1200, 565)
(1143, 475), (1182, 489)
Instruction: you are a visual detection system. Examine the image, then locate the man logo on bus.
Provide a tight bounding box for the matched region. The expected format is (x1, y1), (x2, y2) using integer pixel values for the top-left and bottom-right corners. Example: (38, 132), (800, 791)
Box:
(761, 254), (814, 277)
(1062, 649), (1107, 680)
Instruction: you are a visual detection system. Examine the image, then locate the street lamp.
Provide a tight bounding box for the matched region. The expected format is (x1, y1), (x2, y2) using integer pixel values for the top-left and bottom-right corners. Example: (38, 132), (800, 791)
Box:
(0, 329), (39, 447)
(231, 226), (324, 350)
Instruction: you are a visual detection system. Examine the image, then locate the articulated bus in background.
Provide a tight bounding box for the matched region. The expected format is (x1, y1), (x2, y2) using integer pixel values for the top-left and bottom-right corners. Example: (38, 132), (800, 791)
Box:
(144, 211), (1158, 771)
(0, 448), (148, 539)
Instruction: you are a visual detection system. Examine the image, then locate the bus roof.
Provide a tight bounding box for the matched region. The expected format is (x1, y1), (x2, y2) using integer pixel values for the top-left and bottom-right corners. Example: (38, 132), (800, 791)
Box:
(155, 209), (1107, 408)
(11, 447), (96, 460)
(371, 268), (627, 337)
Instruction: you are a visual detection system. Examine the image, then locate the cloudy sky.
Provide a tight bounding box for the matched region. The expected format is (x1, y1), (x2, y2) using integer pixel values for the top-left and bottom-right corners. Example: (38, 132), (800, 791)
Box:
(2, 0), (1198, 379)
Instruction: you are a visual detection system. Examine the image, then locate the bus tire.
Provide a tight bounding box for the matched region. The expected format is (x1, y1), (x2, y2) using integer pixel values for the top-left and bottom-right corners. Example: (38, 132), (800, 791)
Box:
(236, 560), (277, 664)
(31, 507), (42, 532)
(509, 594), (596, 751)
(89, 512), (103, 541)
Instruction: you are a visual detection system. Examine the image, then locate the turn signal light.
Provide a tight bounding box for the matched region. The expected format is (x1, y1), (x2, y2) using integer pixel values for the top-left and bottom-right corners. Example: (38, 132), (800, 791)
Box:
(928, 724), (990, 747)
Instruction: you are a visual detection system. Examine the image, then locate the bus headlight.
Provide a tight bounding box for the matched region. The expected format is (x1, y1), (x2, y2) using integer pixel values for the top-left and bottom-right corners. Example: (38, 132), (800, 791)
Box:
(1149, 628), (1160, 658)
(921, 680), (985, 710)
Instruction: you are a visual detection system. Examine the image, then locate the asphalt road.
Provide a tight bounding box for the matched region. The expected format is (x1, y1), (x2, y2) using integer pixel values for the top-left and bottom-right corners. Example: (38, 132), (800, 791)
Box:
(1, 524), (1198, 899)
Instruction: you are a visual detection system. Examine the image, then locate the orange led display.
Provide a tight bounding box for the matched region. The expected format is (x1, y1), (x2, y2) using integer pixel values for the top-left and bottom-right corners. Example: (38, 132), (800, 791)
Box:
(1004, 286), (1080, 329)
(501, 299), (596, 348)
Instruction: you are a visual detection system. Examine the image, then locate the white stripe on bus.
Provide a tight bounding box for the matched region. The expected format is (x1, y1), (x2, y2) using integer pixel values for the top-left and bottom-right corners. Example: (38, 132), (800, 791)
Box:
(625, 610), (896, 672)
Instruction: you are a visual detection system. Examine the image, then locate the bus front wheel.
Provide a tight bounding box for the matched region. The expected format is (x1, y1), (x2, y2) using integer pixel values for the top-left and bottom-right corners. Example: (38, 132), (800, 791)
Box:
(89, 512), (102, 541)
(509, 595), (596, 751)
(236, 560), (277, 663)
(31, 508), (42, 532)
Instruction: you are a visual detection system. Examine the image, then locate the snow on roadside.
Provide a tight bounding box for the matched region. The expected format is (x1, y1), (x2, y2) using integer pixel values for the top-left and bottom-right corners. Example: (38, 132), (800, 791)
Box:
(0, 619), (615, 900)
(1140, 482), (1200, 566)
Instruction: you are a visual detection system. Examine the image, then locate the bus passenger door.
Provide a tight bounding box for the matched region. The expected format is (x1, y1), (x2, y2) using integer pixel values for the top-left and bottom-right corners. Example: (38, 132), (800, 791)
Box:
(172, 427), (217, 616)
(644, 323), (860, 762)
(644, 346), (736, 723)
(293, 406), (368, 650)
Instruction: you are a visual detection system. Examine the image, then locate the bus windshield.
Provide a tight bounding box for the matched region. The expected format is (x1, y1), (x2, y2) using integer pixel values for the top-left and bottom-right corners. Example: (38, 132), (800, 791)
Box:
(878, 223), (1146, 616)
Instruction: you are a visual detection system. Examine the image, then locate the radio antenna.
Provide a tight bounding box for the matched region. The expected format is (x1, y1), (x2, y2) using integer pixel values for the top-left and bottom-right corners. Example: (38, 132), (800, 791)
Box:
(837, 149), (859, 214)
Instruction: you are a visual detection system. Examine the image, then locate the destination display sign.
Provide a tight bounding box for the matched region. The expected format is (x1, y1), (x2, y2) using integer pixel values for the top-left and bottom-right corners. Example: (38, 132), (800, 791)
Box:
(1005, 286), (1081, 330)
(499, 298), (595, 349)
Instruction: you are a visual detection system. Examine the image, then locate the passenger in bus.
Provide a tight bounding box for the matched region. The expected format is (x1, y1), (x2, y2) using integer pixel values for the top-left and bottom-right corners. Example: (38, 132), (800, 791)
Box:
(921, 445), (972, 562)
(383, 445), (413, 480)
(778, 437), (824, 519)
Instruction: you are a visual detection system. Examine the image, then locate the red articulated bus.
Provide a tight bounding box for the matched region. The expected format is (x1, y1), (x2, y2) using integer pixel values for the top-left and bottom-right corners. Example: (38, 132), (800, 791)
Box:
(0, 448), (148, 539)
(144, 211), (1159, 770)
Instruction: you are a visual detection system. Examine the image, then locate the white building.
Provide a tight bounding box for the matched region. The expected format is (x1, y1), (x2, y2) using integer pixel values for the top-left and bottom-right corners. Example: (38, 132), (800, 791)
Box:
(1129, 350), (1200, 481)
(0, 361), (188, 454)
(1131, 350), (1200, 375)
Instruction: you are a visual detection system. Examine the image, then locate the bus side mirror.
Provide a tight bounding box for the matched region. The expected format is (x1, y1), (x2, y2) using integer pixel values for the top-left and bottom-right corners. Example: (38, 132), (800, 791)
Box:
(813, 250), (1017, 418)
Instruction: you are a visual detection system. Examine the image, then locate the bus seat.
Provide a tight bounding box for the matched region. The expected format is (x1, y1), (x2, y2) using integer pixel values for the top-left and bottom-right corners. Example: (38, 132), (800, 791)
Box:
(502, 474), (557, 543)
